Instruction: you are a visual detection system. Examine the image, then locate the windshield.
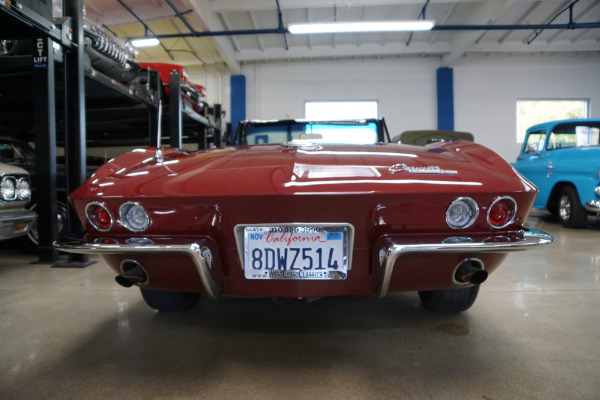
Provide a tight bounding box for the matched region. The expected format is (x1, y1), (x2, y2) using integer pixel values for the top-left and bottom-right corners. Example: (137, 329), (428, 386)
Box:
(0, 138), (35, 164)
(243, 121), (381, 145)
(546, 123), (600, 151)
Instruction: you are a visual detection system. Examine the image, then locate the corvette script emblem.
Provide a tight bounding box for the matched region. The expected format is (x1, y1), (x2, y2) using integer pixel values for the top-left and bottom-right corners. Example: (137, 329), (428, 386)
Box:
(389, 163), (458, 175)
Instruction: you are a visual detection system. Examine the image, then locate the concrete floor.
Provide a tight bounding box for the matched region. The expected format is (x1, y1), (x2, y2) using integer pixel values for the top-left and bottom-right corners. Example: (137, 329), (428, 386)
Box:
(1, 211), (599, 399)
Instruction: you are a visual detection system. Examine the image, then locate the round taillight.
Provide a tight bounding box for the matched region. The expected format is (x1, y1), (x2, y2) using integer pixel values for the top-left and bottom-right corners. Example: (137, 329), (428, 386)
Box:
(86, 203), (113, 232)
(446, 197), (479, 229)
(487, 196), (517, 229)
(119, 202), (150, 232)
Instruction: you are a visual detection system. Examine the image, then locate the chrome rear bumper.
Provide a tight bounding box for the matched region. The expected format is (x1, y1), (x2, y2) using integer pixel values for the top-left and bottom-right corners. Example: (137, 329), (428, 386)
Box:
(53, 237), (221, 300)
(54, 228), (554, 301)
(375, 228), (555, 298)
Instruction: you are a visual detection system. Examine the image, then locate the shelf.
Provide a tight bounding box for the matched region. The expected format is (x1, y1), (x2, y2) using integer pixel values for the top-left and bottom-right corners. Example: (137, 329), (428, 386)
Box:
(0, 3), (70, 47)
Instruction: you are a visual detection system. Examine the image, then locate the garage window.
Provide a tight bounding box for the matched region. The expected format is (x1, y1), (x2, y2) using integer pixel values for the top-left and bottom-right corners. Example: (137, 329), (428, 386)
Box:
(305, 101), (378, 120)
(516, 99), (588, 143)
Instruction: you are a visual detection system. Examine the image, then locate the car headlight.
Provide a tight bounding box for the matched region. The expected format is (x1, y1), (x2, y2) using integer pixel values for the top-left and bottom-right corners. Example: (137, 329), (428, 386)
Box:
(1, 176), (16, 200)
(119, 202), (150, 232)
(16, 178), (31, 200)
(446, 197), (479, 229)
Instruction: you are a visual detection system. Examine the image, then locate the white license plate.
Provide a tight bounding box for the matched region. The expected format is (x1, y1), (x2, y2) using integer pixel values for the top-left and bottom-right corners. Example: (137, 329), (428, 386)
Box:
(242, 225), (351, 280)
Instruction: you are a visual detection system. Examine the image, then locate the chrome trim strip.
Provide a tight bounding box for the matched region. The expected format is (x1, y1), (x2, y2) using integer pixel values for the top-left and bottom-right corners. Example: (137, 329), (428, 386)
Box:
(53, 238), (221, 300)
(586, 200), (600, 212)
(375, 228), (555, 298)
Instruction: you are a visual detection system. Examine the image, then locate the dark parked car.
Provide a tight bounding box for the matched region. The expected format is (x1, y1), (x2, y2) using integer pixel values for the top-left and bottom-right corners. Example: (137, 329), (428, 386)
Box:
(513, 119), (600, 228)
(55, 119), (554, 313)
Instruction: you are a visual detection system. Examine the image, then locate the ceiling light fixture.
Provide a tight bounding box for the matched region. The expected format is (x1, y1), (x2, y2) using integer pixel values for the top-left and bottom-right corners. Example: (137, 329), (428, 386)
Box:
(131, 37), (160, 48)
(288, 20), (435, 34)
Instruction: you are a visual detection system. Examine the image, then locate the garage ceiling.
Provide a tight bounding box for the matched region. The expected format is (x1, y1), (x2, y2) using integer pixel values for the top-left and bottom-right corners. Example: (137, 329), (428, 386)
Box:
(84, 0), (600, 72)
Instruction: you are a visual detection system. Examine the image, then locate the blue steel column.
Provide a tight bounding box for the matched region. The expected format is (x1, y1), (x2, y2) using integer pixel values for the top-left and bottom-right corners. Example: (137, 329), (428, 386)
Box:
(230, 75), (246, 143)
(436, 67), (454, 131)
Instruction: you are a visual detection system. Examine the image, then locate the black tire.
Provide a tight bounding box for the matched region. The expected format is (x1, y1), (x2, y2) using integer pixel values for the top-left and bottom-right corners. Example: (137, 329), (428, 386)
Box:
(547, 202), (559, 216)
(1, 39), (31, 56)
(140, 288), (200, 312)
(25, 201), (68, 247)
(558, 186), (587, 228)
(418, 285), (480, 313)
(127, 71), (164, 101)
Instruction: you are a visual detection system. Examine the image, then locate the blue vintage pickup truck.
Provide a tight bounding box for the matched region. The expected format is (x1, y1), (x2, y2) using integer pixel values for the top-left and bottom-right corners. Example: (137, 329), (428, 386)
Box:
(514, 119), (600, 228)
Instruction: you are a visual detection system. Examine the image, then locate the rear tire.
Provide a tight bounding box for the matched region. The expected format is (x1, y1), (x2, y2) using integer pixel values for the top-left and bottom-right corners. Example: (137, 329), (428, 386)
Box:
(24, 201), (68, 248)
(418, 285), (480, 313)
(128, 71), (165, 101)
(140, 288), (200, 312)
(558, 186), (587, 228)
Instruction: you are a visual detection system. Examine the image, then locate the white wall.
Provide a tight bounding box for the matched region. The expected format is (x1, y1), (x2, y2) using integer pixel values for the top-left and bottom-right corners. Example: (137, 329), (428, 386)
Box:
(454, 54), (600, 161)
(241, 57), (439, 135)
(187, 64), (231, 115)
(234, 54), (600, 161)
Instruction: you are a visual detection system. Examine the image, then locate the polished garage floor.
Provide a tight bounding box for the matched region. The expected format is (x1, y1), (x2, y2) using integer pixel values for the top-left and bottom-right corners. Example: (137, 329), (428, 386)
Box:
(1, 212), (599, 399)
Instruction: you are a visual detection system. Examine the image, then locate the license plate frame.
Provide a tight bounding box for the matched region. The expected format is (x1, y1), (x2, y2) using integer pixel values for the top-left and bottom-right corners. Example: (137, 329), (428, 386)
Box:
(234, 223), (354, 280)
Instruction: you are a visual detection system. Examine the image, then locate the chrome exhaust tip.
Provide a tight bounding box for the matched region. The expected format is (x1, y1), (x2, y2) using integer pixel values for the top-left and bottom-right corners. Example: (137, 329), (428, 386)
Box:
(454, 259), (487, 285)
(115, 260), (149, 288)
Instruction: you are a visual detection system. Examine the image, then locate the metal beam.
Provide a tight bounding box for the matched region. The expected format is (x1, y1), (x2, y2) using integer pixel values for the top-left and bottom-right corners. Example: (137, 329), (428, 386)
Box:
(33, 37), (58, 262)
(124, 21), (600, 41)
(62, 0), (90, 266)
(441, 0), (515, 67)
(209, 0), (479, 13)
(187, 0), (241, 73)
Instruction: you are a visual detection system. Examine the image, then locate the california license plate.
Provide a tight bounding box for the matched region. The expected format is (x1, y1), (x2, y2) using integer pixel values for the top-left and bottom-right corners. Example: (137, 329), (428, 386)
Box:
(241, 224), (352, 280)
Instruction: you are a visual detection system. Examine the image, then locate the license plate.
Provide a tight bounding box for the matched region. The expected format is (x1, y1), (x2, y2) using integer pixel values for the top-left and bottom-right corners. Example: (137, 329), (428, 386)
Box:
(241, 224), (351, 280)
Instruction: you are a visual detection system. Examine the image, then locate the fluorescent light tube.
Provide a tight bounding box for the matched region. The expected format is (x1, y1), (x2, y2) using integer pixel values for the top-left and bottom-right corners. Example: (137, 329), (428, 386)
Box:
(131, 38), (160, 48)
(288, 20), (435, 34)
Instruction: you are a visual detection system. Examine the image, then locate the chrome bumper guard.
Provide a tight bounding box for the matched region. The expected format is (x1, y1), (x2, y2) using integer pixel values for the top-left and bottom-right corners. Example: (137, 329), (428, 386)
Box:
(53, 237), (221, 300)
(0, 210), (37, 239)
(586, 200), (600, 213)
(375, 228), (555, 298)
(0, 209), (37, 224)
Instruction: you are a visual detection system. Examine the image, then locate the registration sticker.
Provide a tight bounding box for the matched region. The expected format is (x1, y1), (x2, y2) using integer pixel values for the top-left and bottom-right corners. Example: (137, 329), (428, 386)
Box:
(241, 225), (351, 280)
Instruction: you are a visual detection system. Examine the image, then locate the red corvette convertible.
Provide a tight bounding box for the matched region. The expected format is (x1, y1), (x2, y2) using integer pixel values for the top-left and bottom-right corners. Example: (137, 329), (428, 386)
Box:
(54, 119), (554, 313)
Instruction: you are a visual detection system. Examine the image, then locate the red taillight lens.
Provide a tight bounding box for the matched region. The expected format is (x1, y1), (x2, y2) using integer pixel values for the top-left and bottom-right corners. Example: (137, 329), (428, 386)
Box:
(86, 203), (113, 232)
(487, 197), (517, 229)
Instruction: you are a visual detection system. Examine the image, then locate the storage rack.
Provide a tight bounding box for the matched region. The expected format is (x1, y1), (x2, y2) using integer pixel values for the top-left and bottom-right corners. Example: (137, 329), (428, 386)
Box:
(0, 0), (222, 265)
